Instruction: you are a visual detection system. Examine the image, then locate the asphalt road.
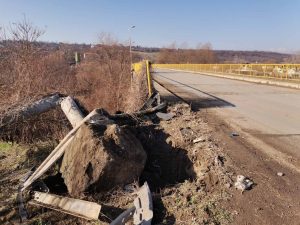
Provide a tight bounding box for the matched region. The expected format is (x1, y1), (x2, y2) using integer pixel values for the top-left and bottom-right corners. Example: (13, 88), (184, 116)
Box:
(154, 69), (300, 169)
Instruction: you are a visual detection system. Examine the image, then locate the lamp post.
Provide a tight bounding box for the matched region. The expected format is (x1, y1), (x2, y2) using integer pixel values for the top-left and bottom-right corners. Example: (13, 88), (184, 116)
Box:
(129, 25), (135, 88)
(129, 25), (136, 67)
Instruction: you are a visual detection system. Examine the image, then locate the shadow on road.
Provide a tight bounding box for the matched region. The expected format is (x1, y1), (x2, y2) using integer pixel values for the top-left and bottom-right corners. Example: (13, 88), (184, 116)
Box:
(153, 72), (235, 111)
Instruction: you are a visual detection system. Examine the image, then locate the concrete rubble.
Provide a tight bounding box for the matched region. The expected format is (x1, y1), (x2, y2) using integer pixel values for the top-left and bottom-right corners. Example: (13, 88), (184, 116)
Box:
(234, 175), (254, 192)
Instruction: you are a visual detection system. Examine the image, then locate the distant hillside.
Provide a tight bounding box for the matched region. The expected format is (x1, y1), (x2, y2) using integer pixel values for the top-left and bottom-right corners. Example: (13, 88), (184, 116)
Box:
(214, 50), (291, 63)
(1, 42), (293, 64)
(133, 46), (292, 63)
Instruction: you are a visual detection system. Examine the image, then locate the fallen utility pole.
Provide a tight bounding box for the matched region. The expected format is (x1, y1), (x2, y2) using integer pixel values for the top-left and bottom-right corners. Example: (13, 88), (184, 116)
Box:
(0, 93), (63, 128)
(21, 109), (99, 191)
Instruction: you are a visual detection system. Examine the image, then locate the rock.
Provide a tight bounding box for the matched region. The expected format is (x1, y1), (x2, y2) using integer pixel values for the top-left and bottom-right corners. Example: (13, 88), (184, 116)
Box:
(60, 123), (147, 197)
(230, 132), (239, 137)
(214, 155), (224, 167)
(225, 183), (231, 188)
(180, 127), (194, 141)
(234, 175), (253, 191)
(156, 112), (174, 121)
(277, 172), (284, 177)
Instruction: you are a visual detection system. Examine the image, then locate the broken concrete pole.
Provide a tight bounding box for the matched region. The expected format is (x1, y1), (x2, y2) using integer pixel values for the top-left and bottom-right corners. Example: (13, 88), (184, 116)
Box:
(0, 94), (62, 128)
(30, 191), (101, 220)
(22, 109), (99, 191)
(60, 123), (146, 197)
(60, 96), (84, 128)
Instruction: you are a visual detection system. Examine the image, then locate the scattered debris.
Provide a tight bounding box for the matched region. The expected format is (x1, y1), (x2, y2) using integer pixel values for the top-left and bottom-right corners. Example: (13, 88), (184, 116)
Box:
(156, 112), (174, 121)
(234, 175), (254, 192)
(109, 182), (153, 225)
(193, 137), (206, 143)
(133, 182), (153, 225)
(11, 93), (162, 222)
(29, 191), (102, 220)
(230, 132), (239, 137)
(0, 92), (234, 224)
(214, 155), (224, 167)
(277, 172), (285, 177)
(180, 127), (194, 141)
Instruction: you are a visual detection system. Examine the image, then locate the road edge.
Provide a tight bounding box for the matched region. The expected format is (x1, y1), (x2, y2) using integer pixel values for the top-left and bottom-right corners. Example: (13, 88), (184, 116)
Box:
(161, 68), (300, 90)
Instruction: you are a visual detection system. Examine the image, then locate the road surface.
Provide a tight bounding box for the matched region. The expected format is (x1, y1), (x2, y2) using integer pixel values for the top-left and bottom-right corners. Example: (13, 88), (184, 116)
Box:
(153, 69), (300, 171)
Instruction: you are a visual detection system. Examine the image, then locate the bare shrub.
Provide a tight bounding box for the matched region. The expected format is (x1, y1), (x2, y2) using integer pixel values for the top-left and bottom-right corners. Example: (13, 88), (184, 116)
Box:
(0, 20), (148, 143)
(76, 34), (146, 113)
(157, 42), (217, 64)
(0, 18), (76, 142)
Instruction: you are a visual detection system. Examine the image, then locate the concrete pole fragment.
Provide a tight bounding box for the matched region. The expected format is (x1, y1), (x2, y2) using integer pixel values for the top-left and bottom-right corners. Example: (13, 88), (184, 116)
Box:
(60, 96), (84, 128)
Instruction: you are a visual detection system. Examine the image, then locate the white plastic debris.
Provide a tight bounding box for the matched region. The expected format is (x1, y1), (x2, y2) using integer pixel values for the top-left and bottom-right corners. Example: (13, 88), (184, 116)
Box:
(193, 137), (206, 144)
(234, 175), (253, 191)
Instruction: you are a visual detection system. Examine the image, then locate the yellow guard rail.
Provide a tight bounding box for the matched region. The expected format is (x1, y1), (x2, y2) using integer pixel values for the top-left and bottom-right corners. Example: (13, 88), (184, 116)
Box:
(152, 64), (300, 82)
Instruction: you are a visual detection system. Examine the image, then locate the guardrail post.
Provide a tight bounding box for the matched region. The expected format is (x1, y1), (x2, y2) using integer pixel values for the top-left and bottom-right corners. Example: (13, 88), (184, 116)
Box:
(146, 60), (153, 97)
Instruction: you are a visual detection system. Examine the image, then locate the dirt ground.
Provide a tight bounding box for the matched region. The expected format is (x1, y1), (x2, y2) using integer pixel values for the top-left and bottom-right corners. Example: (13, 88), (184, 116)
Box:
(154, 79), (300, 225)
(201, 110), (300, 225)
(1, 96), (299, 224)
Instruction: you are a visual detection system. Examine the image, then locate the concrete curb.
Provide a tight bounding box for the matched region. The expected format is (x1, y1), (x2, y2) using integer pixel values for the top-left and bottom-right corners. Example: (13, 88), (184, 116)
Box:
(163, 69), (300, 89)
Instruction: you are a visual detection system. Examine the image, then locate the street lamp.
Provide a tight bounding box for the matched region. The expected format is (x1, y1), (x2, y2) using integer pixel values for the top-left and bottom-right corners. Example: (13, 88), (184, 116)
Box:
(129, 25), (136, 67)
(129, 26), (135, 88)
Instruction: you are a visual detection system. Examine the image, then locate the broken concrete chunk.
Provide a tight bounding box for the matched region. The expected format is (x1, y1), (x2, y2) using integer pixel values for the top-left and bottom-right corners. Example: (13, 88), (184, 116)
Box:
(156, 112), (174, 121)
(234, 175), (253, 191)
(30, 192), (101, 220)
(60, 123), (147, 197)
(134, 182), (153, 225)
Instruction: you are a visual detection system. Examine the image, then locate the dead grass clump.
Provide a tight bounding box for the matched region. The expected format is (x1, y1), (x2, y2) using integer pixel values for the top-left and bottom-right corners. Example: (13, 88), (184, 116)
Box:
(0, 19), (77, 142)
(124, 65), (149, 113)
(75, 40), (147, 113)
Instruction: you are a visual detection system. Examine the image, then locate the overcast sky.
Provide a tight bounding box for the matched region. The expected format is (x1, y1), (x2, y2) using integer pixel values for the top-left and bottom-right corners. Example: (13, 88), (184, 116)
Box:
(0, 0), (299, 52)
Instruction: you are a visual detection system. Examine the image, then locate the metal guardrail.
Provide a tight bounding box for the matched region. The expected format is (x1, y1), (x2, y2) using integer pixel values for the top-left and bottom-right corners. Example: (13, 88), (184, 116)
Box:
(132, 61), (153, 97)
(152, 64), (300, 82)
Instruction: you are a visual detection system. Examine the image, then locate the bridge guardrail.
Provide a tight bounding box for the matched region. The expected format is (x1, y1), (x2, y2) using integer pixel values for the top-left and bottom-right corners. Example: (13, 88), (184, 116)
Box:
(152, 64), (300, 82)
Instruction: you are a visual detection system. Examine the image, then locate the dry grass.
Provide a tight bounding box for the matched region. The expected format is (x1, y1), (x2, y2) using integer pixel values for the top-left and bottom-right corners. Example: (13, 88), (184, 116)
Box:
(0, 19), (148, 143)
(157, 42), (217, 64)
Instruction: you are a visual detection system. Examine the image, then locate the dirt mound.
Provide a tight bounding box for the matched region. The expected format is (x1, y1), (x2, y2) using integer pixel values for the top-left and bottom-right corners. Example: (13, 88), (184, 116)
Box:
(60, 123), (147, 197)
